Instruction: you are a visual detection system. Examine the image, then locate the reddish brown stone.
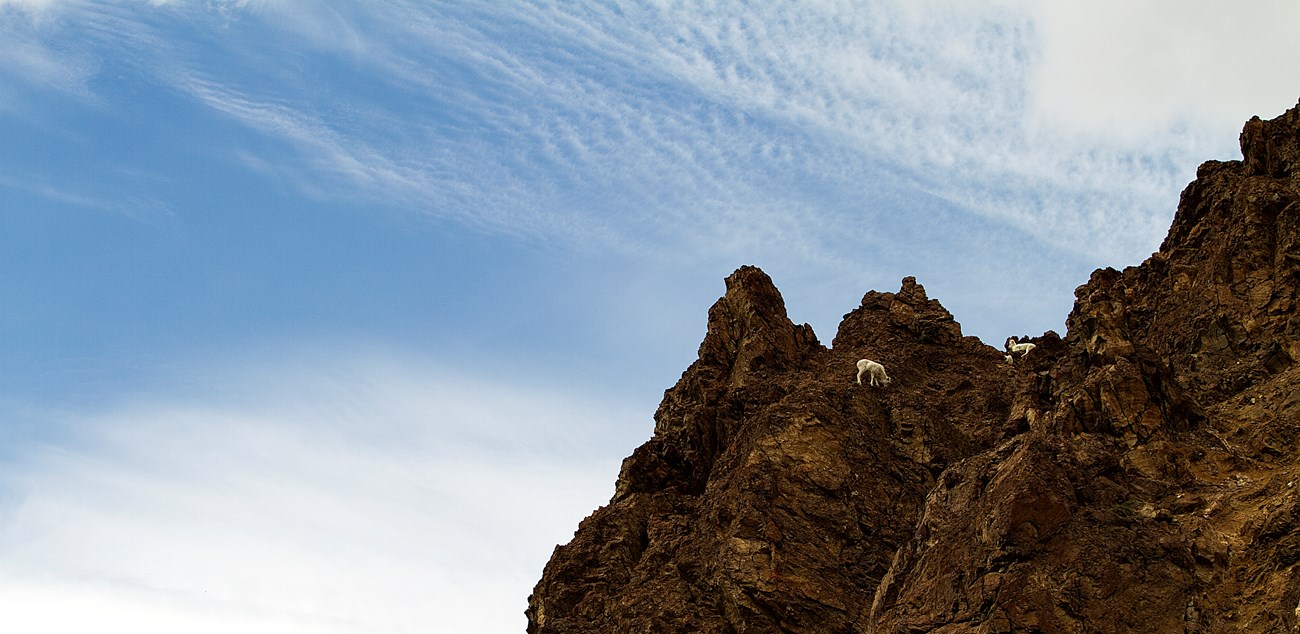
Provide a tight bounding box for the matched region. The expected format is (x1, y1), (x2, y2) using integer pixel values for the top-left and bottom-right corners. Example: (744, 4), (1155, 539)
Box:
(529, 99), (1300, 633)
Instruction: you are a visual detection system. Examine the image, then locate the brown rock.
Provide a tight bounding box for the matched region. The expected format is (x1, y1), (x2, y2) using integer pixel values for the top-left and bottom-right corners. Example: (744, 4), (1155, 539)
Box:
(529, 99), (1300, 633)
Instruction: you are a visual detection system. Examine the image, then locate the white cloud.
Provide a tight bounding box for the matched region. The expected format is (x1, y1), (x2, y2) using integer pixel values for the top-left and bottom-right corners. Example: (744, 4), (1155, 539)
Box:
(0, 579), (361, 634)
(166, 0), (1264, 263)
(0, 353), (644, 633)
(0, 0), (196, 8)
(1025, 0), (1300, 141)
(0, 17), (97, 110)
(5, 0), (1295, 343)
(0, 0), (57, 9)
(8, 1), (1297, 266)
(10, 0), (1269, 266)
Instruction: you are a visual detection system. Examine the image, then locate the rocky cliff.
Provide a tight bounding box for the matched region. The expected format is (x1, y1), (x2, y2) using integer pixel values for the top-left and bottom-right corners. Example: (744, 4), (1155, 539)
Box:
(528, 100), (1300, 633)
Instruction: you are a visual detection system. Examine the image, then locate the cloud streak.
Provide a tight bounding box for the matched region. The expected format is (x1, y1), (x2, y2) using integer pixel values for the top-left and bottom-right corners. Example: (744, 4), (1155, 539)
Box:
(11, 0), (1265, 266)
(0, 3), (1118, 258)
(9, 0), (1294, 351)
(0, 353), (645, 633)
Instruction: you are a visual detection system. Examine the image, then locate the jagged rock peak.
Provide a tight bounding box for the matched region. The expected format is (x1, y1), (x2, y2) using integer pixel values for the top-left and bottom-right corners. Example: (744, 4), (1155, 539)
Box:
(1241, 97), (1300, 179)
(858, 274), (932, 307)
(1088, 99), (1300, 407)
(530, 266), (1015, 634)
(606, 266), (822, 503)
(892, 274), (929, 304)
(696, 265), (820, 387)
(1165, 98), (1300, 254)
(834, 275), (965, 350)
(875, 100), (1300, 632)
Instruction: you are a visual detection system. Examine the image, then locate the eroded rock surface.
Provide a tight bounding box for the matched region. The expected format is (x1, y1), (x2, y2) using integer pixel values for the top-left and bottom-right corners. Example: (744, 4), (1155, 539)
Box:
(528, 100), (1300, 633)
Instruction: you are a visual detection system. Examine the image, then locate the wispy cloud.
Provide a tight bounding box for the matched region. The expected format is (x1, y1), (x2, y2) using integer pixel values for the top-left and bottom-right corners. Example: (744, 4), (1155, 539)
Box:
(8, 0), (1295, 260)
(0, 0), (59, 10)
(0, 352), (644, 633)
(239, 3), (1298, 261)
(11, 0), (1288, 267)
(4, 1), (1295, 343)
(0, 10), (98, 110)
(0, 171), (174, 225)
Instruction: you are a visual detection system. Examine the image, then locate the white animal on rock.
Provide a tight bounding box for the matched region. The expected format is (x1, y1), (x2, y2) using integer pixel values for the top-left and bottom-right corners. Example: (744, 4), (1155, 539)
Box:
(856, 359), (892, 387)
(1005, 337), (1036, 358)
(1004, 354), (1014, 364)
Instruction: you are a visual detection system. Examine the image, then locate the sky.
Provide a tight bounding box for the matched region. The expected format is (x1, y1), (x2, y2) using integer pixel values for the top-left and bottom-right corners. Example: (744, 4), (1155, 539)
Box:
(1, 1), (1297, 632)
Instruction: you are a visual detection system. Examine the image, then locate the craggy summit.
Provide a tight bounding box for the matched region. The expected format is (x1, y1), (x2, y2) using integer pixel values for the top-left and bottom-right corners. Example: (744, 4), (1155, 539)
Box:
(528, 101), (1300, 633)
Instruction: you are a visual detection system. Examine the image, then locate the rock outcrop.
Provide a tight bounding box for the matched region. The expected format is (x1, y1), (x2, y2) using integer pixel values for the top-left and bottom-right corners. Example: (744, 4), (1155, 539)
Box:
(528, 100), (1300, 633)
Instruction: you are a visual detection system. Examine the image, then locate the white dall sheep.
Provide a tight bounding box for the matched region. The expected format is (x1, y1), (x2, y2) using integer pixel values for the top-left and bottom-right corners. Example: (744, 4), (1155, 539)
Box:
(1005, 337), (1036, 358)
(856, 359), (892, 387)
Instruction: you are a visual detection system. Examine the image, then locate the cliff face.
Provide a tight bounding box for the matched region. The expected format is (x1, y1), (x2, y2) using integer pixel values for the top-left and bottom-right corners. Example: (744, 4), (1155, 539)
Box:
(528, 101), (1300, 633)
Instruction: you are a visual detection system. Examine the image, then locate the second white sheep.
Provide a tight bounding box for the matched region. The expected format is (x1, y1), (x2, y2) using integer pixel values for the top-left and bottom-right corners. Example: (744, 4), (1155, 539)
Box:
(1005, 337), (1035, 358)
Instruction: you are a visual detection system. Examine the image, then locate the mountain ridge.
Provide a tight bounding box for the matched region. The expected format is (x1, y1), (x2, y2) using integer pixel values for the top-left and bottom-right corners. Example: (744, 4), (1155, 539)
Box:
(528, 99), (1300, 633)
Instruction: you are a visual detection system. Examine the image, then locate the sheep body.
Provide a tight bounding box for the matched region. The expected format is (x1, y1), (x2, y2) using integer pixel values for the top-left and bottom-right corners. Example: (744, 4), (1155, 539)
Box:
(856, 359), (892, 387)
(1005, 337), (1036, 358)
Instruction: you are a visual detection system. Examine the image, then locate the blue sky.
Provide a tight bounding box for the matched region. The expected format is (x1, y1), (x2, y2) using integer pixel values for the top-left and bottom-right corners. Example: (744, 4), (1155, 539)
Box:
(2, 1), (1298, 632)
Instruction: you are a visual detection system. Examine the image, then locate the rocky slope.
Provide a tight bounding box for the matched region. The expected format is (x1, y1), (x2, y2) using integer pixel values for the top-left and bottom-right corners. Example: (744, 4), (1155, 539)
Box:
(527, 101), (1300, 633)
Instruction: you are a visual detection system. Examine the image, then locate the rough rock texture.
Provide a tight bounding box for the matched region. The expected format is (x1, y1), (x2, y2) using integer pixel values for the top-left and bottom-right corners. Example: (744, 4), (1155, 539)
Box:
(528, 100), (1300, 633)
